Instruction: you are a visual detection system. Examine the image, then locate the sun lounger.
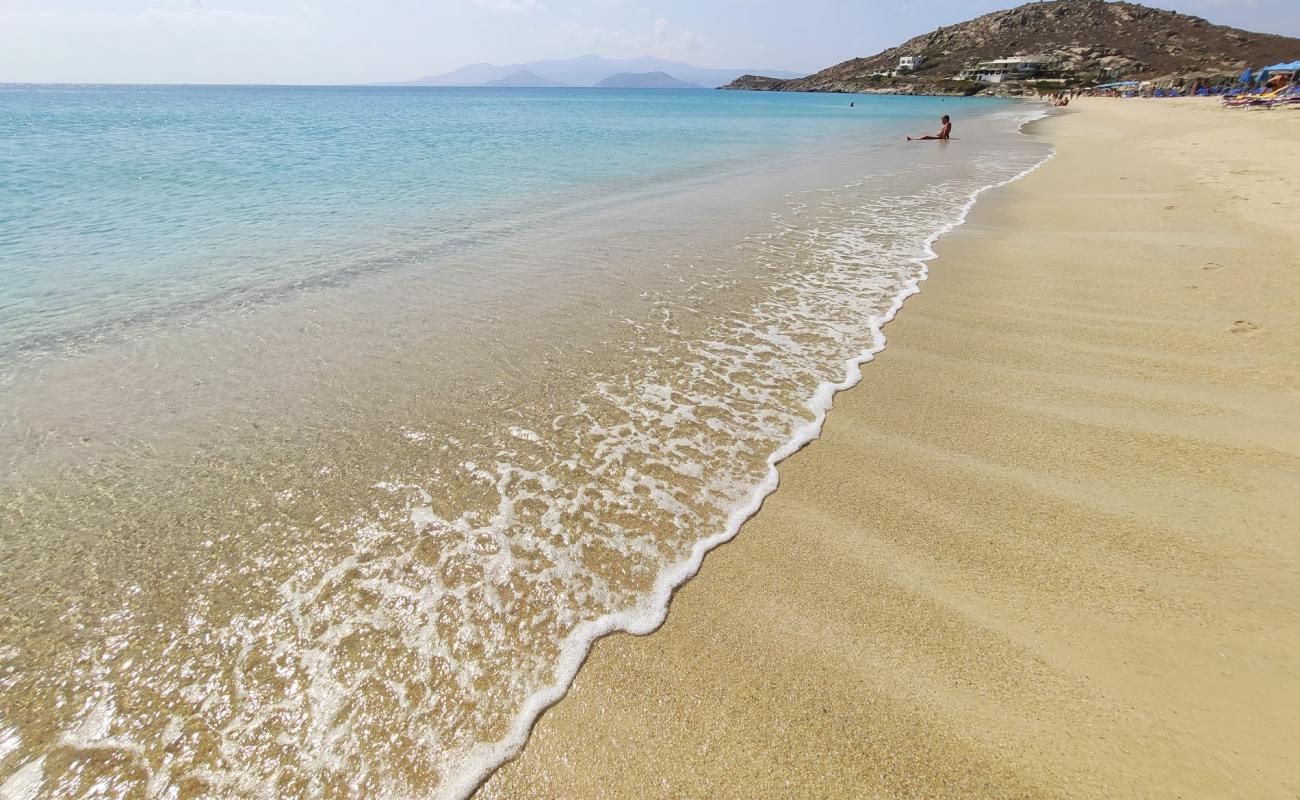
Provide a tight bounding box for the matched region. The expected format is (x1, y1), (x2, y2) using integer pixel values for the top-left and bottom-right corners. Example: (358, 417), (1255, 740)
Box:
(1223, 86), (1288, 108)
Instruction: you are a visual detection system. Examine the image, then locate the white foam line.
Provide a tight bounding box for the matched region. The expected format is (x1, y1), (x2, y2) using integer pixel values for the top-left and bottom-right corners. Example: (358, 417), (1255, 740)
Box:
(443, 108), (1059, 800)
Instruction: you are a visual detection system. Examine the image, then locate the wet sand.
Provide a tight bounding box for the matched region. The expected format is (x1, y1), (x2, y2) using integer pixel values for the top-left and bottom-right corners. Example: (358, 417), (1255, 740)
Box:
(476, 99), (1300, 798)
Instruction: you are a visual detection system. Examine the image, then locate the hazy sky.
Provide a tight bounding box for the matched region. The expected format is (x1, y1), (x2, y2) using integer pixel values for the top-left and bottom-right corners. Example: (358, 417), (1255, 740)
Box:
(2, 0), (1297, 84)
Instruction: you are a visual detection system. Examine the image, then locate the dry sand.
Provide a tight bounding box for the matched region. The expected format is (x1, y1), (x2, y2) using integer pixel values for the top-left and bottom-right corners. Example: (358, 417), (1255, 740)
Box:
(477, 99), (1300, 799)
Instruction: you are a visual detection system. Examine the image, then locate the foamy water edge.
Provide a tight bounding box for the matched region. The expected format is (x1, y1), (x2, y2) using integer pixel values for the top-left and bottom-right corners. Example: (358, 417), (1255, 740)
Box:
(441, 108), (1058, 799)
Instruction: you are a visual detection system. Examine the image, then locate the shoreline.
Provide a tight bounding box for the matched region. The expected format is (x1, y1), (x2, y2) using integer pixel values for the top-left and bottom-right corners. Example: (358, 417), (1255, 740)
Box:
(446, 106), (1056, 800)
(0, 92), (1051, 800)
(476, 98), (1300, 798)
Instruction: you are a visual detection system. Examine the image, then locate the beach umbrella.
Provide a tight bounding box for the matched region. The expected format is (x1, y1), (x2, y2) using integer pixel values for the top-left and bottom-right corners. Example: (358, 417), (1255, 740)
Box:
(1257, 61), (1300, 77)
(1239, 66), (1253, 84)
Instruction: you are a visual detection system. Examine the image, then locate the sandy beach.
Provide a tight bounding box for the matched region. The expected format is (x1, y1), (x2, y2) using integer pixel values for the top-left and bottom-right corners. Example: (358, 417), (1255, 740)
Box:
(477, 99), (1300, 799)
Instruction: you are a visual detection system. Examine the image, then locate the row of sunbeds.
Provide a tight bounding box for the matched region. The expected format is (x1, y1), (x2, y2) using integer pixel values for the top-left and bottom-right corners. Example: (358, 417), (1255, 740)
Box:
(1222, 83), (1300, 109)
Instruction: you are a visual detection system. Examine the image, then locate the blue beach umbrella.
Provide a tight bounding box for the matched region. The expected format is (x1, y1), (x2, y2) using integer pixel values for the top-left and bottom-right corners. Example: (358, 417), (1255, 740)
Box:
(1239, 66), (1253, 84)
(1258, 61), (1300, 78)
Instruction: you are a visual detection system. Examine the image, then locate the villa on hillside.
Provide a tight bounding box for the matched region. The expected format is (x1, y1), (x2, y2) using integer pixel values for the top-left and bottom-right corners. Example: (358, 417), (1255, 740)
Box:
(897, 55), (926, 72)
(959, 56), (1055, 83)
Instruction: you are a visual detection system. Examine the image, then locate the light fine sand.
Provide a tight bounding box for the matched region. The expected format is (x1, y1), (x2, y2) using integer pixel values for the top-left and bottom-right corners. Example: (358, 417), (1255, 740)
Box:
(478, 99), (1300, 799)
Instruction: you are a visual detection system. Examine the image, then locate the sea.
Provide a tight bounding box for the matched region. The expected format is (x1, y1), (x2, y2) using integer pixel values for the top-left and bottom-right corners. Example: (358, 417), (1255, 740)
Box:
(0, 85), (1050, 799)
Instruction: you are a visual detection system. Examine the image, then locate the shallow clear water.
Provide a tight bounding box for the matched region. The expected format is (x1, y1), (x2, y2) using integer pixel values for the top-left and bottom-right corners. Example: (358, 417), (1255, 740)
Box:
(0, 85), (1048, 799)
(1, 85), (1000, 364)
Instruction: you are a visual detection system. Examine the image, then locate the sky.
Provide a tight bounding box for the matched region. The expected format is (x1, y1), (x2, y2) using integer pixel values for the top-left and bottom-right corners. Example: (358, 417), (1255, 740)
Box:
(1, 0), (1297, 84)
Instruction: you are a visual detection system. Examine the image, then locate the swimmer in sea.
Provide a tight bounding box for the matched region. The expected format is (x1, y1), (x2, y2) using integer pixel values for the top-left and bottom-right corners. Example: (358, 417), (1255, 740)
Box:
(907, 114), (951, 141)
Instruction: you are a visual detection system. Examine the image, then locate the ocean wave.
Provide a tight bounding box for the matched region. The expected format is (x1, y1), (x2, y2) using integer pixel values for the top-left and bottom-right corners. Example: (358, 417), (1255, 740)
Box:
(0, 108), (1052, 800)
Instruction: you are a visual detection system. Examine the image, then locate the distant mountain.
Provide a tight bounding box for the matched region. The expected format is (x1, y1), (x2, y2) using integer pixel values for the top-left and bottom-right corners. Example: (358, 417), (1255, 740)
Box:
(723, 0), (1300, 93)
(481, 69), (566, 88)
(393, 55), (803, 88)
(595, 71), (701, 89)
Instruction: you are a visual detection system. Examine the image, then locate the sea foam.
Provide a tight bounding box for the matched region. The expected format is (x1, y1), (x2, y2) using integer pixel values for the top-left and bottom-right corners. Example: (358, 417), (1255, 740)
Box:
(0, 98), (1052, 800)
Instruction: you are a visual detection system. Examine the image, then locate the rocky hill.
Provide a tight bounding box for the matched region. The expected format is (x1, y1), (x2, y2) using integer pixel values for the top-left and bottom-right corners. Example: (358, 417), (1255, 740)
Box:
(723, 0), (1300, 92)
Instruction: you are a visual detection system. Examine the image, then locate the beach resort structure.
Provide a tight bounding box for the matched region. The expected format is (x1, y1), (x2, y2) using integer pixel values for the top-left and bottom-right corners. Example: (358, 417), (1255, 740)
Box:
(897, 55), (926, 72)
(959, 56), (1055, 83)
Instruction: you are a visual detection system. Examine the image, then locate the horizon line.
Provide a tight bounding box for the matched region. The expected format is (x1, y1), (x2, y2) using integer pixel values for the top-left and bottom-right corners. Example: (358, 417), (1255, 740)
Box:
(0, 81), (736, 89)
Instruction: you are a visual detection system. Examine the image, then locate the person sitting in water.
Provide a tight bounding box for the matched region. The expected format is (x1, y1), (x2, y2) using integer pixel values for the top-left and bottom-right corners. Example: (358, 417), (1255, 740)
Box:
(907, 115), (951, 141)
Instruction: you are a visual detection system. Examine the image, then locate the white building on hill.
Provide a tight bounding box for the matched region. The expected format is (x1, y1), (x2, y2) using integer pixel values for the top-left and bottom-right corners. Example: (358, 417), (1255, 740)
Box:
(959, 56), (1053, 83)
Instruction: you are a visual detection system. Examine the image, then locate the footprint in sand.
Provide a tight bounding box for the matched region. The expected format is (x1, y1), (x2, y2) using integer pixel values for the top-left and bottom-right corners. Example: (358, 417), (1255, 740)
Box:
(1228, 320), (1261, 335)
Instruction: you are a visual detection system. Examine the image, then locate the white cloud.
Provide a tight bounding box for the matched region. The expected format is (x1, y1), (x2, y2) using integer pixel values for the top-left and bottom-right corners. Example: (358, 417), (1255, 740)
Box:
(649, 17), (702, 53)
(546, 16), (702, 58)
(0, 3), (321, 83)
(472, 0), (545, 14)
(0, 3), (311, 31)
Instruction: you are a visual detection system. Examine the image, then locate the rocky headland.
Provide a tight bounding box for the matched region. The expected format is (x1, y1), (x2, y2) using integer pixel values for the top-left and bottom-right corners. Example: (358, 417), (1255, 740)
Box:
(721, 0), (1300, 94)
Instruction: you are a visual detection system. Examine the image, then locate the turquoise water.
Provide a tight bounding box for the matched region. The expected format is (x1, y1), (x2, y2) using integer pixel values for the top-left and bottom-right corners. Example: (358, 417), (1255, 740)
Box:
(0, 85), (1003, 364)
(0, 86), (1048, 799)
